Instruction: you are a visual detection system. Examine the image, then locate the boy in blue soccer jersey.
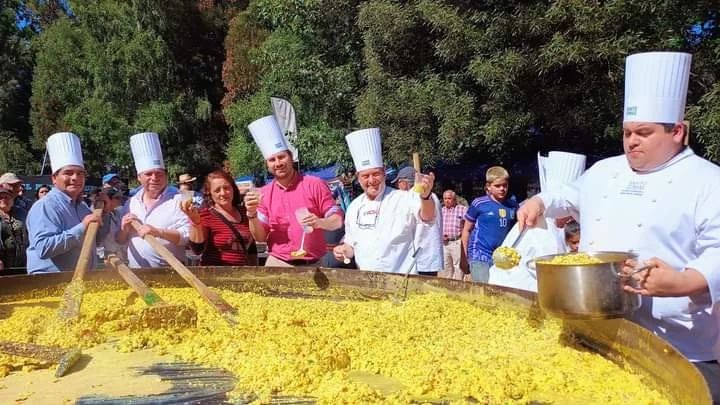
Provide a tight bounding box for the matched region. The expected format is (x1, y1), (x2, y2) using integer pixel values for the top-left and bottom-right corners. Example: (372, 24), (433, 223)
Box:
(460, 166), (518, 283)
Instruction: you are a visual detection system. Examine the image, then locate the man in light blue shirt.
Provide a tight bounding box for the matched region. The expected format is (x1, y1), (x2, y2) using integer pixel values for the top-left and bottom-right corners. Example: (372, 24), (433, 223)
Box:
(26, 132), (107, 274)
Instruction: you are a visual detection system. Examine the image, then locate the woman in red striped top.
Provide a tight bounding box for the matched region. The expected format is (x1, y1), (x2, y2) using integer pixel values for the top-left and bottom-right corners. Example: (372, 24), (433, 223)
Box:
(180, 170), (252, 266)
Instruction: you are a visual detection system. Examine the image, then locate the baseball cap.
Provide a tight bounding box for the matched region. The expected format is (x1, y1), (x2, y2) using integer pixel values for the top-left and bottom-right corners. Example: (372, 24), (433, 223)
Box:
(391, 167), (416, 184)
(102, 173), (119, 184)
(0, 173), (22, 184)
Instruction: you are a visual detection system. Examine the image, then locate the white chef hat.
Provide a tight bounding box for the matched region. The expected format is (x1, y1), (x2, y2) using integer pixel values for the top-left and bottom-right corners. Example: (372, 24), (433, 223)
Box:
(248, 115), (290, 159)
(624, 52), (692, 124)
(345, 128), (383, 172)
(47, 132), (84, 174)
(130, 132), (165, 174)
(544, 151), (586, 193)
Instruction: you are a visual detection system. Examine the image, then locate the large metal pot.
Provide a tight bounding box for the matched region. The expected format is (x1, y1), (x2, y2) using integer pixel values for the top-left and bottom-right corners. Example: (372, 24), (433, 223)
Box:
(532, 251), (640, 319)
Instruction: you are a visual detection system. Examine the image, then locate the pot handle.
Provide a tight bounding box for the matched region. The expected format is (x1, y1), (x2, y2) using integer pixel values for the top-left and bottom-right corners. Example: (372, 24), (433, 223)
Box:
(525, 258), (536, 270)
(618, 263), (653, 278)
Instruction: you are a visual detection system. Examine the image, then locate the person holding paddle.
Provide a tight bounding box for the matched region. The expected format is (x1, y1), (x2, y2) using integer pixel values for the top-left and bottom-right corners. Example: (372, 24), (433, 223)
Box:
(26, 132), (109, 274)
(116, 132), (190, 268)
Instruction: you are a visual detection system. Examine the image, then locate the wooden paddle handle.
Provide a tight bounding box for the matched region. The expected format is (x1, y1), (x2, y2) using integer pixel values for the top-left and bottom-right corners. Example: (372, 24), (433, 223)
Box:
(130, 220), (236, 315)
(106, 254), (165, 306)
(0, 341), (67, 362)
(412, 152), (421, 172)
(72, 206), (104, 281)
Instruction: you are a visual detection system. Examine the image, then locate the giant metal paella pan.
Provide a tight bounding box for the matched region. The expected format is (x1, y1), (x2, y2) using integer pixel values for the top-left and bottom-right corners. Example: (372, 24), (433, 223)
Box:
(0, 266), (711, 404)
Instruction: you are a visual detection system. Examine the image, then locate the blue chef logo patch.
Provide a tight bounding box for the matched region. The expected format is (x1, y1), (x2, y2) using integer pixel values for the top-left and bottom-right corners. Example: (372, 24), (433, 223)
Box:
(361, 159), (370, 166)
(626, 106), (637, 116)
(274, 142), (283, 148)
(152, 159), (161, 165)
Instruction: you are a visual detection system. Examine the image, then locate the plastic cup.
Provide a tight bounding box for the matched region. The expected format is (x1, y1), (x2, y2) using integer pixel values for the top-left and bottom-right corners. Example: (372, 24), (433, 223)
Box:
(181, 190), (194, 203)
(237, 180), (253, 194)
(295, 207), (313, 233)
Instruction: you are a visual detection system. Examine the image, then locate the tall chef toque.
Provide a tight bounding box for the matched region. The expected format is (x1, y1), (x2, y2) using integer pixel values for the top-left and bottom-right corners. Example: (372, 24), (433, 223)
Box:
(248, 115), (291, 159)
(47, 132), (84, 174)
(624, 52), (691, 124)
(345, 128), (383, 172)
(130, 132), (165, 174)
(539, 151), (586, 193)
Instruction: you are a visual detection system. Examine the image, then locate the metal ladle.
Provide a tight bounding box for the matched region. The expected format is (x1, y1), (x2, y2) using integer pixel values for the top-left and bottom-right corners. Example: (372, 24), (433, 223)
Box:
(492, 228), (528, 269)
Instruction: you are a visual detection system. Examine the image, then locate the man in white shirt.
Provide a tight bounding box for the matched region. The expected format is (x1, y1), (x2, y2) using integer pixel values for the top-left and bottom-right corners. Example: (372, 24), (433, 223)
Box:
(518, 52), (720, 401)
(332, 128), (436, 273)
(117, 132), (190, 268)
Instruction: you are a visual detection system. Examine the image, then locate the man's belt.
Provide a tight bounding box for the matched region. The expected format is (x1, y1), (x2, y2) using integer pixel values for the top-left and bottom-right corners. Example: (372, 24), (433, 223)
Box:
(446, 236), (461, 242)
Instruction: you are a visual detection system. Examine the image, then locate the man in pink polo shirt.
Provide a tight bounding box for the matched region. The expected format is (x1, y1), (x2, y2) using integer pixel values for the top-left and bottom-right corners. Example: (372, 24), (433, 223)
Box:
(244, 115), (343, 266)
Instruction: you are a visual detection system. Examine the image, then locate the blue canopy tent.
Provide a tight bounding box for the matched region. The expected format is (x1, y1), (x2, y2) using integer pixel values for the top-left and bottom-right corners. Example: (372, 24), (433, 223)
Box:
(302, 164), (341, 181)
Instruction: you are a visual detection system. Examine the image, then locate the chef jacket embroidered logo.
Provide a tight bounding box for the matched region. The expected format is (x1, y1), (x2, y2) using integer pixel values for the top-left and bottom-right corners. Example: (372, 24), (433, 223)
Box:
(357, 201), (381, 229)
(620, 180), (647, 196)
(498, 209), (507, 218)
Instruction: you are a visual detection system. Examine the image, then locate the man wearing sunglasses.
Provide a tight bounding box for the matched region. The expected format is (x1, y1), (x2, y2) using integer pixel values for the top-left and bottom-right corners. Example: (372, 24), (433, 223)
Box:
(333, 128), (436, 273)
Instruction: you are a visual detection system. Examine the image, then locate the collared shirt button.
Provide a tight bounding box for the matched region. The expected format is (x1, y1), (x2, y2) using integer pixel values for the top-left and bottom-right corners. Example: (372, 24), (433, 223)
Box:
(603, 195), (608, 199)
(589, 241), (595, 245)
(595, 217), (601, 222)
(651, 198), (657, 203)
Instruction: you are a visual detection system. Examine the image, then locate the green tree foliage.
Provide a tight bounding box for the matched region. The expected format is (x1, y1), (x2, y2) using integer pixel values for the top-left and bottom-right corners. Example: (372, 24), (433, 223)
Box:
(225, 0), (720, 175)
(30, 0), (231, 177)
(0, 0), (38, 174)
(223, 0), (363, 176)
(357, 0), (720, 166)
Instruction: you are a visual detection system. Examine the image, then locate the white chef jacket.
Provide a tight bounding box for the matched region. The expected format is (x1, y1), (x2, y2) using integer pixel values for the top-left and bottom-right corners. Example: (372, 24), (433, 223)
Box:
(413, 193), (444, 273)
(120, 186), (191, 268)
(344, 186), (424, 273)
(539, 148), (720, 362)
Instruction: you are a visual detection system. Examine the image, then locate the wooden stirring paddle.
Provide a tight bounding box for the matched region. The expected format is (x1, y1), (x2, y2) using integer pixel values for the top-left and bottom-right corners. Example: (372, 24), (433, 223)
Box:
(58, 201), (104, 321)
(105, 254), (197, 329)
(129, 220), (237, 324)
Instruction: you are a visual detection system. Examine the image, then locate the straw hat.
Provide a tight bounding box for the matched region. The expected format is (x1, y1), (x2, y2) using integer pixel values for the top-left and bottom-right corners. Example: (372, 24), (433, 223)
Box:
(178, 173), (196, 184)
